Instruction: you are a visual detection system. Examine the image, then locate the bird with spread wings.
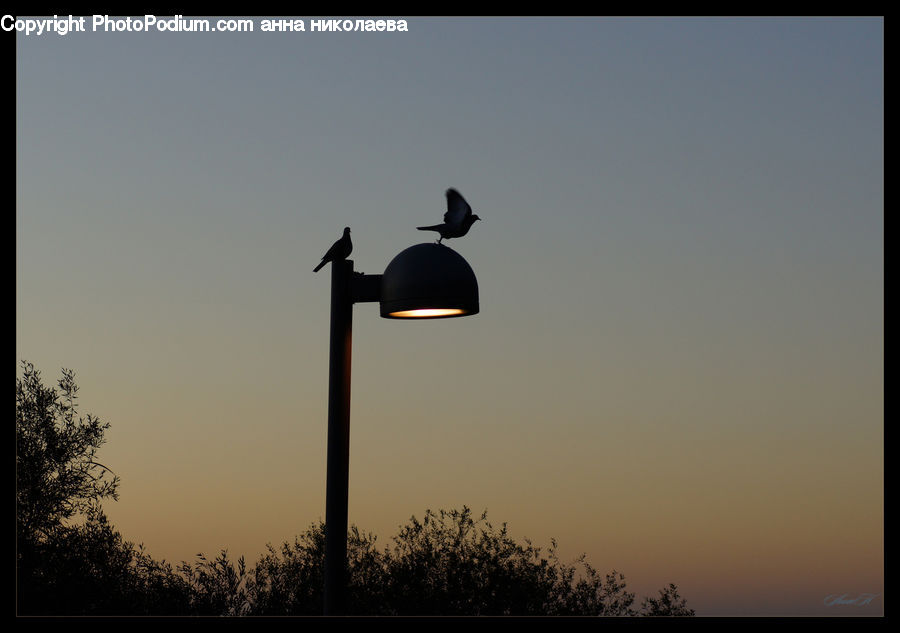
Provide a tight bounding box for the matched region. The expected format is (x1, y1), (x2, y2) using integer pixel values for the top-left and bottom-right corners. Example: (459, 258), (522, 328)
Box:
(417, 188), (481, 244)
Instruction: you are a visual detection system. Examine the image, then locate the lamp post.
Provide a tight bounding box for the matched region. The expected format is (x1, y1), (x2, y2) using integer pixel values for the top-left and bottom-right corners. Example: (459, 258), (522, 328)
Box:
(322, 243), (479, 616)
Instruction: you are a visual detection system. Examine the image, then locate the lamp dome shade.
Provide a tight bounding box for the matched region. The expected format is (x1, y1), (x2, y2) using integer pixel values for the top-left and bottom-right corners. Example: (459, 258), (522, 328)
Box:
(380, 243), (479, 318)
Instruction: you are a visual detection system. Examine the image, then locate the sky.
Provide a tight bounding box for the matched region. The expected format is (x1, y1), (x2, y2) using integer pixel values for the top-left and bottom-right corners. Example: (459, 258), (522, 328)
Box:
(15, 16), (883, 616)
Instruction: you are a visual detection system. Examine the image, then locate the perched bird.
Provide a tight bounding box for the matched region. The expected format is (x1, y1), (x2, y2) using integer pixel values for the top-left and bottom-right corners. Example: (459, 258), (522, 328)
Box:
(313, 227), (352, 272)
(417, 188), (481, 244)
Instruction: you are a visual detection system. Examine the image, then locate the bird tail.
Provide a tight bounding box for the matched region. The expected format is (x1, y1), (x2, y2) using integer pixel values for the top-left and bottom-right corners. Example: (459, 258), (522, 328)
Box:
(417, 225), (441, 232)
(313, 260), (326, 273)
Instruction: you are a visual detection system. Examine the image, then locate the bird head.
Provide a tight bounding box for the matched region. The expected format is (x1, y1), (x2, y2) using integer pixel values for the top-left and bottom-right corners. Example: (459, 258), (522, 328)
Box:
(343, 227), (351, 234)
(472, 215), (481, 222)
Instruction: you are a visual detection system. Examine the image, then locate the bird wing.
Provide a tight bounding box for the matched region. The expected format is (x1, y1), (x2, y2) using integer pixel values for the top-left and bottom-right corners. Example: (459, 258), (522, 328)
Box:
(321, 240), (339, 261)
(444, 188), (471, 228)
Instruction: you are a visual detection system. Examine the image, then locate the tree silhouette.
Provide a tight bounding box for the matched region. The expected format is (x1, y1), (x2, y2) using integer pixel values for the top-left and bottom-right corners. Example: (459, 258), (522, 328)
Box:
(16, 362), (119, 547)
(17, 362), (121, 613)
(16, 361), (193, 615)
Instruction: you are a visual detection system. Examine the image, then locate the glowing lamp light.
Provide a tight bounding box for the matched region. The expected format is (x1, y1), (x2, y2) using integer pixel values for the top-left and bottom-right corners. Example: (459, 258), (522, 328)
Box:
(388, 308), (467, 318)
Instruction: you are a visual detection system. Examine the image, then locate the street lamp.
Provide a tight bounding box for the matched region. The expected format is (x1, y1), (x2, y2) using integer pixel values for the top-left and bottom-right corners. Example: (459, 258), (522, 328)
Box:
(322, 241), (479, 616)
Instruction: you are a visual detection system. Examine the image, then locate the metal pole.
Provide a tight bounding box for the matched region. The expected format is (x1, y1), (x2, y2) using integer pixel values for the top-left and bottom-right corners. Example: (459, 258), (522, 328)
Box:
(324, 259), (353, 615)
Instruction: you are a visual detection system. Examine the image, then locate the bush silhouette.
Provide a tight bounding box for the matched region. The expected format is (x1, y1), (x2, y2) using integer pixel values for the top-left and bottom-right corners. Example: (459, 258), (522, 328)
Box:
(247, 507), (693, 616)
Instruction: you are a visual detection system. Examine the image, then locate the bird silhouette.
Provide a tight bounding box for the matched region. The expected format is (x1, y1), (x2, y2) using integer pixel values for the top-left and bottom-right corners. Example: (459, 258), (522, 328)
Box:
(417, 188), (481, 244)
(313, 227), (352, 272)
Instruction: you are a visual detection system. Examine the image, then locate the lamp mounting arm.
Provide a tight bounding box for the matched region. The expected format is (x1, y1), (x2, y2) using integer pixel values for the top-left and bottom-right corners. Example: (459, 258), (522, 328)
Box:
(351, 271), (382, 304)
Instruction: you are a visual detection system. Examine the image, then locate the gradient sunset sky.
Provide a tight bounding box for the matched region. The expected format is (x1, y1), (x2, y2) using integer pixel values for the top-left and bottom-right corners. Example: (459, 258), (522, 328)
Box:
(15, 17), (883, 616)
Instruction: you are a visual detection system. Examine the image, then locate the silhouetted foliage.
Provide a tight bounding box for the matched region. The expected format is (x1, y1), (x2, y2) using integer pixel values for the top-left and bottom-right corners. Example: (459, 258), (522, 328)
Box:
(178, 551), (251, 616)
(246, 508), (690, 616)
(16, 361), (694, 616)
(640, 582), (696, 616)
(16, 362), (194, 615)
(18, 503), (195, 615)
(16, 362), (119, 548)
(379, 507), (577, 615)
(249, 524), (326, 614)
(247, 522), (385, 615)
